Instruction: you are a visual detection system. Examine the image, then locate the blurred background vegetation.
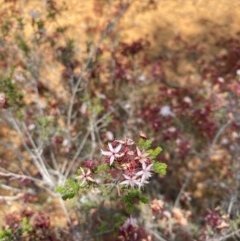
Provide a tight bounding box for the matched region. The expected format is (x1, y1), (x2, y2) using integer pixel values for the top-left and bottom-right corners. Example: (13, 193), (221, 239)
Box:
(1, 0), (240, 240)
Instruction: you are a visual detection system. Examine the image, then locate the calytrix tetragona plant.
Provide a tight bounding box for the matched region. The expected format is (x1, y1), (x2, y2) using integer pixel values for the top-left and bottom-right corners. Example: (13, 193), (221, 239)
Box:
(56, 132), (167, 214)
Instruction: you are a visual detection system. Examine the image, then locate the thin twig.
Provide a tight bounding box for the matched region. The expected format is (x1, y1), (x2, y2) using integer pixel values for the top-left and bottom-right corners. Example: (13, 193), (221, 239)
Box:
(219, 228), (240, 241)
(64, 131), (90, 178)
(66, 2), (130, 137)
(148, 229), (169, 241)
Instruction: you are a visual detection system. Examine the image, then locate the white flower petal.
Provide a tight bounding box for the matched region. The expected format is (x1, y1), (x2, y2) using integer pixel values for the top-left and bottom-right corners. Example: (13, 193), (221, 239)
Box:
(114, 144), (122, 153)
(126, 138), (134, 145)
(140, 176), (149, 185)
(142, 162), (146, 169)
(139, 158), (148, 164)
(120, 180), (130, 186)
(87, 177), (96, 182)
(75, 174), (83, 180)
(136, 147), (141, 156)
(146, 163), (153, 170)
(101, 150), (112, 156)
(133, 179), (141, 188)
(80, 179), (86, 186)
(141, 175), (146, 183)
(116, 153), (124, 158)
(109, 155), (115, 165)
(135, 170), (144, 176)
(122, 174), (130, 179)
(108, 143), (114, 152)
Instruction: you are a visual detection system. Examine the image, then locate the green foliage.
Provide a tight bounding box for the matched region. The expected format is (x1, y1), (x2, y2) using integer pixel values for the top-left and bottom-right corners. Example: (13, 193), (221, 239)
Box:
(0, 67), (23, 108)
(1, 20), (10, 36)
(37, 116), (54, 140)
(89, 97), (104, 115)
(0, 229), (12, 241)
(37, 116), (53, 128)
(15, 35), (29, 54)
(121, 189), (148, 213)
(21, 218), (32, 233)
(147, 146), (162, 159)
(16, 17), (24, 30)
(138, 139), (152, 150)
(56, 179), (80, 200)
(96, 163), (110, 172)
(138, 139), (165, 176)
(98, 222), (108, 233)
(58, 39), (75, 65)
(96, 213), (126, 235)
(56, 26), (67, 33)
(97, 183), (112, 197)
(113, 213), (126, 229)
(36, 20), (44, 31)
(153, 162), (167, 175)
(0, 217), (32, 241)
(47, 11), (56, 20)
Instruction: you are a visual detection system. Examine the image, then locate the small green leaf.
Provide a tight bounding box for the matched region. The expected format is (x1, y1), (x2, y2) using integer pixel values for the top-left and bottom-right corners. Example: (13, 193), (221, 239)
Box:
(0, 228), (12, 239)
(66, 179), (78, 188)
(121, 189), (148, 213)
(98, 222), (108, 232)
(56, 179), (80, 200)
(56, 186), (67, 193)
(121, 190), (139, 213)
(147, 146), (162, 159)
(139, 196), (148, 204)
(37, 116), (53, 128)
(138, 139), (152, 149)
(153, 162), (167, 175)
(96, 164), (110, 172)
(126, 205), (134, 213)
(22, 217), (32, 232)
(62, 192), (75, 200)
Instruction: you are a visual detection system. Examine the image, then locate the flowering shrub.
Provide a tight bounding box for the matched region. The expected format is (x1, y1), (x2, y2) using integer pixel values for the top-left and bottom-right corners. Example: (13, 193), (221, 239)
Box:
(57, 134), (166, 219)
(1, 0), (240, 241)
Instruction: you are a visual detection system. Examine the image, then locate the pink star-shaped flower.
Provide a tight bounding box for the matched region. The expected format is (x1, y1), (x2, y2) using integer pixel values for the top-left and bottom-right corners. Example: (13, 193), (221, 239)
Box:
(120, 174), (141, 188)
(136, 162), (153, 183)
(135, 147), (149, 163)
(75, 167), (95, 186)
(101, 143), (122, 165)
